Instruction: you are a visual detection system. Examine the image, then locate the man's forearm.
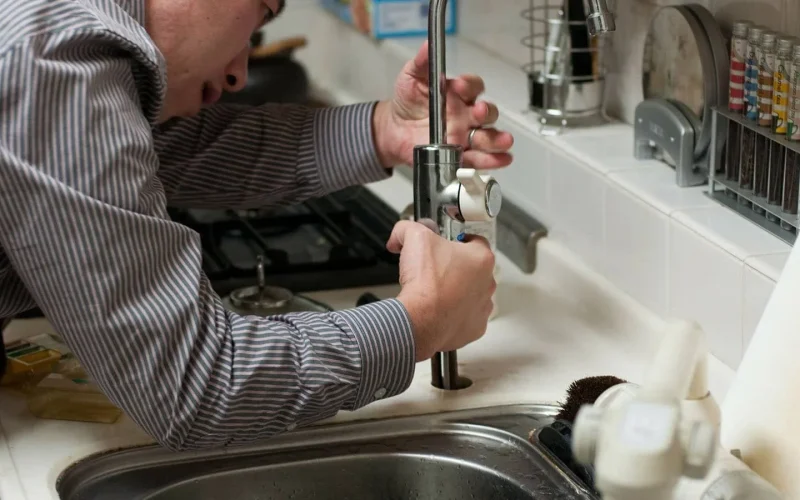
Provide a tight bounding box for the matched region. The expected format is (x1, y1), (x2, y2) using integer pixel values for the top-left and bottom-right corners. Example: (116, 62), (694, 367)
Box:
(155, 102), (394, 209)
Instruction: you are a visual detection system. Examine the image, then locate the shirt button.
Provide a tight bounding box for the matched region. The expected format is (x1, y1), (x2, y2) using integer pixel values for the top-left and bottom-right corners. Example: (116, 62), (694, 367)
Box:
(374, 388), (387, 400)
(287, 423), (297, 431)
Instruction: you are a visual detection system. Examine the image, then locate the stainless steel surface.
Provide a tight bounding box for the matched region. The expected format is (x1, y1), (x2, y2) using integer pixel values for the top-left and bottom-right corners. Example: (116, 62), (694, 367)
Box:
(428, 0), (448, 145)
(229, 255), (293, 310)
(521, 0), (615, 134)
(412, 144), (462, 228)
(228, 255), (333, 315)
(586, 0), (616, 35)
(57, 404), (598, 500)
(485, 179), (502, 217)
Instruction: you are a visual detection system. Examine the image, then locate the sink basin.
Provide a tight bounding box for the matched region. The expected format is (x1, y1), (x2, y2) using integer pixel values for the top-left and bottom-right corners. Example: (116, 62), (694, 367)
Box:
(57, 404), (597, 500)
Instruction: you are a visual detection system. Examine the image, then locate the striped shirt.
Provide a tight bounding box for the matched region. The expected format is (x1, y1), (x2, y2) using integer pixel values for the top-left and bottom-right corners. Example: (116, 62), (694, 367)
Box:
(0, 0), (415, 450)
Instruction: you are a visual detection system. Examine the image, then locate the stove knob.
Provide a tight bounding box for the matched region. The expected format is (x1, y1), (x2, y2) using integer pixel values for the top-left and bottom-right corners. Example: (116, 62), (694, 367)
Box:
(457, 168), (502, 222)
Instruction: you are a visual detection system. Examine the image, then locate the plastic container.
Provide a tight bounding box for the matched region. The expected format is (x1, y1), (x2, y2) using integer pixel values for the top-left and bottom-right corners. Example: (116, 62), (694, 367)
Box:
(1, 335), (64, 388)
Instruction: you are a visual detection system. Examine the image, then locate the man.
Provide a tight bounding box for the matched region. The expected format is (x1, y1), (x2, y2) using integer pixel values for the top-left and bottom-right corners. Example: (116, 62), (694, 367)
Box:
(0, 0), (513, 450)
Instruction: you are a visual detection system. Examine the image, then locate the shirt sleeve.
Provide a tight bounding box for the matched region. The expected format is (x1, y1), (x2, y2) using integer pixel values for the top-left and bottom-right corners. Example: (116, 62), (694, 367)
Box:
(153, 101), (392, 209)
(0, 36), (415, 450)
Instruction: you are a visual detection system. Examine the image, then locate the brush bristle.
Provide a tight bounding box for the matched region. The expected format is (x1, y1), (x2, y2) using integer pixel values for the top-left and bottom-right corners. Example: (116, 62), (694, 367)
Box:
(556, 375), (627, 423)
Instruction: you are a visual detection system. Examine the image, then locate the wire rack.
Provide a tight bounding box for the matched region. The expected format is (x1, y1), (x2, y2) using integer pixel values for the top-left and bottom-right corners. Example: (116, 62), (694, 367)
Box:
(708, 108), (799, 245)
(521, 0), (615, 135)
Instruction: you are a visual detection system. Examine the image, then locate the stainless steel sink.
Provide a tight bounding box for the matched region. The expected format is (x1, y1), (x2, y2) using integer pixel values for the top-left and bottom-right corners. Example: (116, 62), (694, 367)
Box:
(57, 404), (598, 500)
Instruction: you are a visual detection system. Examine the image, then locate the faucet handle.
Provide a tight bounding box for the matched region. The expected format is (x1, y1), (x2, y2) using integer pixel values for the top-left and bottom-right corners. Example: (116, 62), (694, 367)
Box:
(457, 168), (502, 222)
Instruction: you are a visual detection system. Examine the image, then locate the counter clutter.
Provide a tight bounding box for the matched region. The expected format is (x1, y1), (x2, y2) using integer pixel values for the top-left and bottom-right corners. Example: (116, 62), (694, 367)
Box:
(0, 173), (736, 500)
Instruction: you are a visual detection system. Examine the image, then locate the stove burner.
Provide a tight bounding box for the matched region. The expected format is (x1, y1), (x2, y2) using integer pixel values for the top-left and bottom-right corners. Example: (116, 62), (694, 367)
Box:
(167, 186), (401, 296)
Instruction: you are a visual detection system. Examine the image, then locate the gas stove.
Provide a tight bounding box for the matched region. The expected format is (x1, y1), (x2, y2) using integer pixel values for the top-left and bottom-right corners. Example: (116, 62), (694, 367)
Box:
(166, 186), (401, 297)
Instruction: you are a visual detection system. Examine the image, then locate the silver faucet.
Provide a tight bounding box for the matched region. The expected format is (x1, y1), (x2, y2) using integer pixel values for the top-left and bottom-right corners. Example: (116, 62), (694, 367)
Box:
(416, 0), (615, 391)
(586, 0), (616, 36)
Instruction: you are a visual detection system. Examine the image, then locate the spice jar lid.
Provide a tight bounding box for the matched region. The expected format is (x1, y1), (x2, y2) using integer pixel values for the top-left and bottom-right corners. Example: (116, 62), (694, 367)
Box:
(732, 20), (752, 38)
(761, 31), (777, 48)
(748, 26), (766, 43)
(777, 36), (797, 52)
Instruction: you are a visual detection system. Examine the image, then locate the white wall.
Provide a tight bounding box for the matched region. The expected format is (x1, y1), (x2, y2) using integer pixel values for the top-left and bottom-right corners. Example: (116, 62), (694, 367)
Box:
(457, 0), (800, 123)
(451, 0), (797, 371)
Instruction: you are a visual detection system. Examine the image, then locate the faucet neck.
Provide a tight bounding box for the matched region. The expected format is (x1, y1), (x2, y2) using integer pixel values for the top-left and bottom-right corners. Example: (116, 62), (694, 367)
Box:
(428, 0), (448, 145)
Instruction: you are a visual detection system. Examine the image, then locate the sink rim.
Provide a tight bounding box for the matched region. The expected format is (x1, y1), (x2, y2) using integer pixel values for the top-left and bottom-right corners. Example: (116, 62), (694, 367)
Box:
(56, 403), (598, 500)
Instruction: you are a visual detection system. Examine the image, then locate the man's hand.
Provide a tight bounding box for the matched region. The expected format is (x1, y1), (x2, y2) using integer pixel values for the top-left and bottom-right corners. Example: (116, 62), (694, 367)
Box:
(387, 221), (496, 362)
(373, 42), (514, 170)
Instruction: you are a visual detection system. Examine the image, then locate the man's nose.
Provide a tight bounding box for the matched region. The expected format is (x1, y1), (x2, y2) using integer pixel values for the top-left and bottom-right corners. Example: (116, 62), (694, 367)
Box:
(224, 47), (249, 92)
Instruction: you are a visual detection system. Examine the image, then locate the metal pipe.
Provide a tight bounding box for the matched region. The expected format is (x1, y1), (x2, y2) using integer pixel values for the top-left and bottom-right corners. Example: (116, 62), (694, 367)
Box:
(428, 0), (448, 145)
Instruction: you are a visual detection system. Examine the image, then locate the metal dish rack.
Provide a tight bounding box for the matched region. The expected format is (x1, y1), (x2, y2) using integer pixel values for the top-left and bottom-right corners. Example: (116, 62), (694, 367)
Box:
(708, 107), (800, 245)
(521, 0), (614, 135)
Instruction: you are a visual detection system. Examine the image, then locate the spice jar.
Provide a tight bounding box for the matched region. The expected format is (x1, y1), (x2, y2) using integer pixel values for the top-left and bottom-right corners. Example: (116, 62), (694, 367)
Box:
(740, 26), (765, 193)
(754, 31), (777, 204)
(782, 42), (800, 226)
(725, 20), (752, 184)
(767, 37), (796, 213)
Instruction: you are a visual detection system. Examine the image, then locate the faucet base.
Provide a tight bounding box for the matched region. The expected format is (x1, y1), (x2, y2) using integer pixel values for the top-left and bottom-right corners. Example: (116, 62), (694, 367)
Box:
(431, 351), (472, 390)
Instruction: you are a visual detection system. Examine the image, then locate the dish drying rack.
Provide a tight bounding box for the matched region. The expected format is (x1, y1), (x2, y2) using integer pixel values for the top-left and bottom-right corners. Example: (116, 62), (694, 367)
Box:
(709, 108), (800, 245)
(521, 0), (615, 135)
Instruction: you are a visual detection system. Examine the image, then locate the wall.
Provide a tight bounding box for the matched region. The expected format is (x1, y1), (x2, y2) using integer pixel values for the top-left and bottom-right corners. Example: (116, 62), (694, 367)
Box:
(457, 0), (800, 123)
(271, 1), (793, 373)
(450, 0), (797, 371)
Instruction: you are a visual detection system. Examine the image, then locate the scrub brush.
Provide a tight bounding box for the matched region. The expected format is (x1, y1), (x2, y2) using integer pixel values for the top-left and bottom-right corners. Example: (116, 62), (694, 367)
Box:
(528, 375), (628, 492)
(555, 375), (627, 423)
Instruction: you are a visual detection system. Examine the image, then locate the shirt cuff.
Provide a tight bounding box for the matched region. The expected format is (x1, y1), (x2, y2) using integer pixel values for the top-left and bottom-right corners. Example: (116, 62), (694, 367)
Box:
(312, 102), (392, 193)
(333, 299), (416, 410)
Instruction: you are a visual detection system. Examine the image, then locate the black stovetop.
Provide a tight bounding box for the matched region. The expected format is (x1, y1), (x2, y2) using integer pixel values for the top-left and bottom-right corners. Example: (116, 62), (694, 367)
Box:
(166, 186), (401, 297)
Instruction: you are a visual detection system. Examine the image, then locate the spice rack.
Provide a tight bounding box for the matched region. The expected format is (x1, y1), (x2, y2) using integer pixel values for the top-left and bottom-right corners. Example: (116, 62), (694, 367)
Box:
(708, 106), (800, 245)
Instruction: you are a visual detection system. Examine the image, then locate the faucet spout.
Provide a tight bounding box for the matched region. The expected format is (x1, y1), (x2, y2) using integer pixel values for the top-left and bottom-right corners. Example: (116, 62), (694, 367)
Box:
(428, 0), (449, 145)
(586, 0), (616, 36)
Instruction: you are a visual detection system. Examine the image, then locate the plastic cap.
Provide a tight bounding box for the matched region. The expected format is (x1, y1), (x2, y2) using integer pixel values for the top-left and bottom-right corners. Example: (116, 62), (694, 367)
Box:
(572, 405), (604, 465)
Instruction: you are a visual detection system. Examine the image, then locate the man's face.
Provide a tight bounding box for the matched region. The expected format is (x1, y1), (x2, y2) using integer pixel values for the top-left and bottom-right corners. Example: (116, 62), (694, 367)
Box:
(145, 0), (283, 121)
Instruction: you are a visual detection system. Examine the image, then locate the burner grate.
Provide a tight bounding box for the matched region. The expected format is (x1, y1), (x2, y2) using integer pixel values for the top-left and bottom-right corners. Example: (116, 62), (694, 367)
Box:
(168, 186), (401, 295)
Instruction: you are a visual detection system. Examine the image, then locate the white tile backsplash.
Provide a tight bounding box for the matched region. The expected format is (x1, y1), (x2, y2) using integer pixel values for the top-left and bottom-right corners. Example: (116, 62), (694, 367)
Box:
(608, 166), (715, 215)
(548, 149), (608, 269)
(672, 206), (790, 261)
(668, 220), (745, 368)
(745, 251), (792, 281)
(604, 181), (670, 315)
(490, 114), (552, 219)
(742, 266), (776, 351)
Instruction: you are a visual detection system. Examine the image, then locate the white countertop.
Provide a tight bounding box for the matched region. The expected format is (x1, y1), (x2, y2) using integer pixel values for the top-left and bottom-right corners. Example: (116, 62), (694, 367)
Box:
(0, 173), (735, 500)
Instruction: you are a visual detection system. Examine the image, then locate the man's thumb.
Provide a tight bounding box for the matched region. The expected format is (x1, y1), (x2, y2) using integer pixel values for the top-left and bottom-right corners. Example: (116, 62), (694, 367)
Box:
(386, 220), (414, 254)
(386, 219), (439, 254)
